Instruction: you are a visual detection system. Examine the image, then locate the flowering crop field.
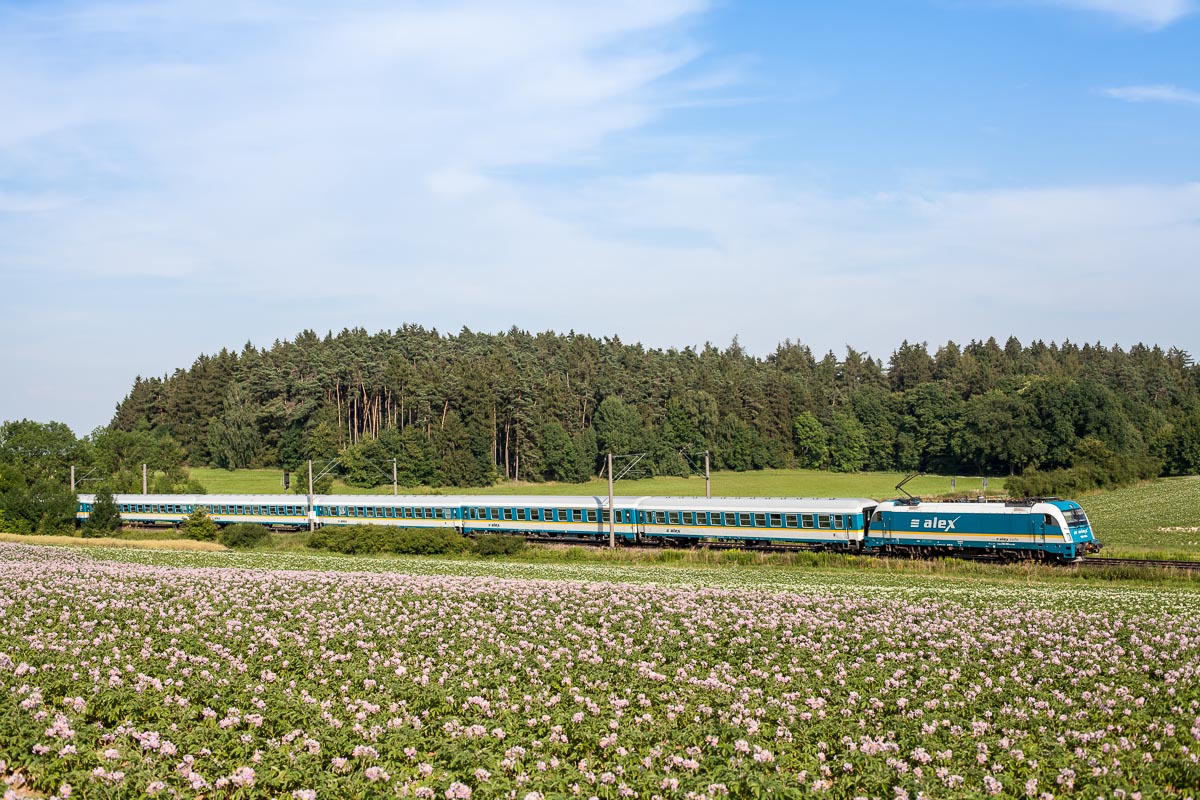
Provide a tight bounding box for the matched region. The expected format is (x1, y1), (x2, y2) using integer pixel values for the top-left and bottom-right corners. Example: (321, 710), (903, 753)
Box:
(3, 544), (1200, 799)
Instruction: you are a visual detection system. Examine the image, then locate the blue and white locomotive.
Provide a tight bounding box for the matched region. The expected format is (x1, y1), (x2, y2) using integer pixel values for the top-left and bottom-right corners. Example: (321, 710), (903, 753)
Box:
(866, 498), (1100, 561)
(76, 491), (1100, 562)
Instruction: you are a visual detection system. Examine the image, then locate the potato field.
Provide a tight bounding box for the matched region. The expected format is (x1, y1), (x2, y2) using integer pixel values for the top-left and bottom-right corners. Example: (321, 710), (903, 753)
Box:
(2, 544), (1199, 799)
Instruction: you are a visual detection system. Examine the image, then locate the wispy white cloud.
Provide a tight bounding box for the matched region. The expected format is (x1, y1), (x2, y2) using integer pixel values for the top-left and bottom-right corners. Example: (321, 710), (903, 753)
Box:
(1029, 0), (1194, 27)
(2, 1), (1199, 433)
(1103, 84), (1200, 105)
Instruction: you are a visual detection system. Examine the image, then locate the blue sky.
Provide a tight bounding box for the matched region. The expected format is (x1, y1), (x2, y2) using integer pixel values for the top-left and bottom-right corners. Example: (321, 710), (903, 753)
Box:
(1, 0), (1197, 434)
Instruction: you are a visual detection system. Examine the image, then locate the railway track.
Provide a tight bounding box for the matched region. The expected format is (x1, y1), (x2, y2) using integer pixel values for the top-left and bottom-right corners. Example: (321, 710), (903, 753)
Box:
(525, 537), (1200, 570)
(1076, 556), (1200, 570)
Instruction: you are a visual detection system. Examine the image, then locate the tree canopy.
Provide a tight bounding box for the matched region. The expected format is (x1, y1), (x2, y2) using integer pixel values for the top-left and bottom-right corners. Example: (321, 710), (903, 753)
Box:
(101, 328), (1199, 489)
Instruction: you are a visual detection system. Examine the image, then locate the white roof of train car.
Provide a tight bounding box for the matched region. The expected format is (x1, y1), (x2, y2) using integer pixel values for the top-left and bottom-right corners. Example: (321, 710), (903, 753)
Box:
(636, 497), (877, 512)
(877, 500), (1050, 514)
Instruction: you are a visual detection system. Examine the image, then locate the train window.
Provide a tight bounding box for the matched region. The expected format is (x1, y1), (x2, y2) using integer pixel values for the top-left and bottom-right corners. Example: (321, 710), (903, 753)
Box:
(801, 514), (814, 528)
(668, 512), (680, 524)
(516, 508), (527, 521)
(1044, 514), (1060, 528)
(651, 511), (663, 525)
(871, 510), (883, 523)
(833, 515), (845, 529)
(735, 513), (749, 527)
(423, 507), (433, 518)
(586, 510), (597, 522)
(502, 508), (513, 520)
(784, 514), (798, 528)
(768, 513), (782, 527)
(565, 509), (578, 522)
(818, 514), (831, 529)
(753, 513), (766, 527)
(601, 509), (611, 523)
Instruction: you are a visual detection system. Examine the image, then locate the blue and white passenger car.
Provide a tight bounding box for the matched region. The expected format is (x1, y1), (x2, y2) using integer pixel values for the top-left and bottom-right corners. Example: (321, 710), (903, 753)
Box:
(77, 494), (309, 527)
(634, 497), (877, 548)
(865, 498), (1101, 561)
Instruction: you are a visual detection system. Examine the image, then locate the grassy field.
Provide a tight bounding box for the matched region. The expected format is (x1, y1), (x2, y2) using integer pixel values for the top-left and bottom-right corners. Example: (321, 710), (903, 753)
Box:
(1081, 477), (1200, 559)
(191, 466), (1002, 500)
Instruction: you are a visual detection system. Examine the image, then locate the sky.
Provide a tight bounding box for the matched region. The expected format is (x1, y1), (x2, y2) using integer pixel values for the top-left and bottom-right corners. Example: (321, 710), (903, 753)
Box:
(1, 0), (1198, 435)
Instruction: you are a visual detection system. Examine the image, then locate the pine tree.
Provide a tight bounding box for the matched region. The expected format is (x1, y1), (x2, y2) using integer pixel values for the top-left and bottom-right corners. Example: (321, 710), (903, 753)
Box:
(181, 505), (218, 541)
(82, 487), (121, 537)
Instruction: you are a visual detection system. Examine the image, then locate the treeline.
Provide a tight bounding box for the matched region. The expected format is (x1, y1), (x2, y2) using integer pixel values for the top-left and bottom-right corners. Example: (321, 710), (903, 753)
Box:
(109, 326), (1200, 490)
(0, 420), (204, 534)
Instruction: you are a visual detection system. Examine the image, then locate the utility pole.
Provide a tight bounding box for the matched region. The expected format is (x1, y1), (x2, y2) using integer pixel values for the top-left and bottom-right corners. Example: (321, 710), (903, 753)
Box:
(704, 451), (711, 499)
(308, 459), (315, 532)
(393, 458), (398, 496)
(607, 452), (615, 549)
(70, 465), (76, 493)
(142, 464), (148, 494)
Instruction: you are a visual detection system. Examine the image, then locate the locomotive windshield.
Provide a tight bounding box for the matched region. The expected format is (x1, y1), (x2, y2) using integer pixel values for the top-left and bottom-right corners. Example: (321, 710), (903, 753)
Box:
(1062, 507), (1089, 527)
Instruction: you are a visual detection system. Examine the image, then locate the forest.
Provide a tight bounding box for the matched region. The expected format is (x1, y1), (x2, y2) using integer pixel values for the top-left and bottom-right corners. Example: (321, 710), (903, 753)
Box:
(108, 327), (1199, 490)
(3, 327), (1199, 533)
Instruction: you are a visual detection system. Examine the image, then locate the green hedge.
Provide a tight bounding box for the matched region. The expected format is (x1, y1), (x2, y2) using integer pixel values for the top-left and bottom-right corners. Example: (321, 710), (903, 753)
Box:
(218, 523), (271, 549)
(307, 524), (470, 556)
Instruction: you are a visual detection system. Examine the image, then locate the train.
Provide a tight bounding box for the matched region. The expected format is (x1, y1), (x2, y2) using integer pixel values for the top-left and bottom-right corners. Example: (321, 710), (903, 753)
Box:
(75, 492), (1102, 562)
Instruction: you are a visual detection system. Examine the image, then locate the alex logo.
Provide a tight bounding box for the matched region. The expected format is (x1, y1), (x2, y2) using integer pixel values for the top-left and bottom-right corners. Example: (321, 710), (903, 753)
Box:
(910, 516), (960, 531)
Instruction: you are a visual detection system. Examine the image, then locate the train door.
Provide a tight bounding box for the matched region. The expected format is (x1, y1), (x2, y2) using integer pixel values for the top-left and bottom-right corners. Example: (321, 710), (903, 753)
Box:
(1037, 514), (1054, 548)
(871, 508), (892, 551)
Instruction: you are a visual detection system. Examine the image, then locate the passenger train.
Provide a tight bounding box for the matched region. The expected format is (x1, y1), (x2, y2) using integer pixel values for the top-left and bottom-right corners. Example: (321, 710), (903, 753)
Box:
(76, 492), (1102, 562)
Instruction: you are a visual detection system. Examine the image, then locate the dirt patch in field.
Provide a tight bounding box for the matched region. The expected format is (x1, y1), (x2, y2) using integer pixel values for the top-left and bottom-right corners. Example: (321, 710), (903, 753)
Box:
(0, 533), (225, 551)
